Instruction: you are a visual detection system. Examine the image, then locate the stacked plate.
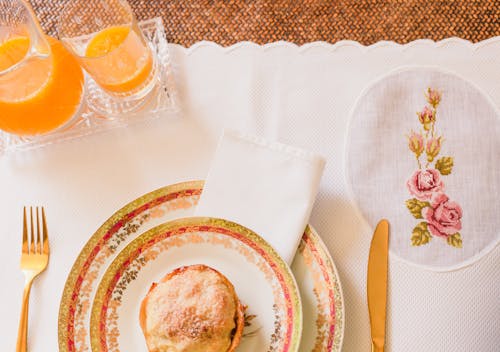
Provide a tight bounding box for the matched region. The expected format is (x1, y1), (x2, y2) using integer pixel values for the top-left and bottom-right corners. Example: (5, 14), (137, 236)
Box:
(58, 181), (344, 351)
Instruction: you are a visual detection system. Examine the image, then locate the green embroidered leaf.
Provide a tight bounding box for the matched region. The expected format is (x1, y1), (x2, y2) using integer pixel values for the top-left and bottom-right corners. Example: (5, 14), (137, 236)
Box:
(435, 156), (454, 175)
(446, 233), (463, 248)
(405, 198), (430, 219)
(411, 222), (432, 246)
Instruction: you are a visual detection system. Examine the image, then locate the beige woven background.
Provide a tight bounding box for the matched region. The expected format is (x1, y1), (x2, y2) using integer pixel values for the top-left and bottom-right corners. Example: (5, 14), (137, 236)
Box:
(31, 0), (499, 46)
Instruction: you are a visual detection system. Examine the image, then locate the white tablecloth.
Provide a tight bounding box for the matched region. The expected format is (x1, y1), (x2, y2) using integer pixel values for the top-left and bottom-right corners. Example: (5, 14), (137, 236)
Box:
(1, 38), (499, 351)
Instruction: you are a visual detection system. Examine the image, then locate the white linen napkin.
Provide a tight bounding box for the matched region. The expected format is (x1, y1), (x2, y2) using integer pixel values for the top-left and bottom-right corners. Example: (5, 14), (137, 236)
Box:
(194, 129), (325, 264)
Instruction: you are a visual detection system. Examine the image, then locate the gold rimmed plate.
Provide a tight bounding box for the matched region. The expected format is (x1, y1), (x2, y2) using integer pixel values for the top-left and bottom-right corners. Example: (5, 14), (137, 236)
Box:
(58, 180), (344, 351)
(90, 217), (302, 351)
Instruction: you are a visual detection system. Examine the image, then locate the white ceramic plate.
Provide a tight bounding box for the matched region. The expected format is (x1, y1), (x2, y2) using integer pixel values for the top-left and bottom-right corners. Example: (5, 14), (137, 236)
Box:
(90, 217), (302, 352)
(59, 181), (344, 351)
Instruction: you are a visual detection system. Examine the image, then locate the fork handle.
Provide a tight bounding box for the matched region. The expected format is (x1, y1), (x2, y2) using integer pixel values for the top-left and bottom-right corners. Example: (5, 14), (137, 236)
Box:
(16, 277), (34, 352)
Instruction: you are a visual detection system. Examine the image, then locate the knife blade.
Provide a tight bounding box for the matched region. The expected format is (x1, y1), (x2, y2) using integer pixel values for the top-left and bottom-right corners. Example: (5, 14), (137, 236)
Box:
(367, 219), (389, 352)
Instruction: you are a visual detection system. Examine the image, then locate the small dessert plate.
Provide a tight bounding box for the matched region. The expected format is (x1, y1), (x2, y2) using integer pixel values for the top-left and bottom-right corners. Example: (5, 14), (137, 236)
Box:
(89, 217), (302, 352)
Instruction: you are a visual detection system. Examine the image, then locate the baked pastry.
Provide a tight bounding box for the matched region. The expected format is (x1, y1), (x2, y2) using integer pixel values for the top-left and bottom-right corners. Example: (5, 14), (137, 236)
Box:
(139, 264), (245, 352)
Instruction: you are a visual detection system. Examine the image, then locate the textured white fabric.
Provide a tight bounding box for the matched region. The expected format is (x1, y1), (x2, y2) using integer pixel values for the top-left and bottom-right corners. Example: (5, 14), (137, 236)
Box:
(347, 68), (500, 270)
(194, 129), (325, 264)
(0, 39), (499, 351)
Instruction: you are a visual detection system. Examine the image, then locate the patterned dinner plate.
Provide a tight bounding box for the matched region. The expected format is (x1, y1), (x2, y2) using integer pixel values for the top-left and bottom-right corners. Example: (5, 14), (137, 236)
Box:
(90, 217), (302, 351)
(58, 181), (344, 351)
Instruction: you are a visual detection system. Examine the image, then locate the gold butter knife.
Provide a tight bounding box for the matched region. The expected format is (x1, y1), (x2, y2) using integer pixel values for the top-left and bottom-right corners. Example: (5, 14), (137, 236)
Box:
(367, 219), (389, 352)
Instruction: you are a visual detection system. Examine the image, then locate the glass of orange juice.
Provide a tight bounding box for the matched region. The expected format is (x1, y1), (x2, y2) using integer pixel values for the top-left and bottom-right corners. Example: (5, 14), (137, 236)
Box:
(0, 0), (84, 136)
(58, 0), (157, 114)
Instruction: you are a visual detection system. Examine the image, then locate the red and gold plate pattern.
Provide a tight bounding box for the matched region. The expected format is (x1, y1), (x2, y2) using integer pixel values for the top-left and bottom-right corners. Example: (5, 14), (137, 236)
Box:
(90, 217), (302, 351)
(58, 181), (344, 351)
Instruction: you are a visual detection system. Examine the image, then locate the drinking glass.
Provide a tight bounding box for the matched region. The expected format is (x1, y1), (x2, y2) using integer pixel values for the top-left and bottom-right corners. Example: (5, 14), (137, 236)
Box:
(0, 0), (83, 136)
(58, 0), (158, 106)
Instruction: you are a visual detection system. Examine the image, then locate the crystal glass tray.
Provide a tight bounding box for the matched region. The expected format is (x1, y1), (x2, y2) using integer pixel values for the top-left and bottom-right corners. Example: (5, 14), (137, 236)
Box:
(0, 18), (178, 155)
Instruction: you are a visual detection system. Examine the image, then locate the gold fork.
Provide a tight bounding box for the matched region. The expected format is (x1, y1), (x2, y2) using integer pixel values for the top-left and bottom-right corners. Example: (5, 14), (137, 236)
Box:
(16, 207), (50, 352)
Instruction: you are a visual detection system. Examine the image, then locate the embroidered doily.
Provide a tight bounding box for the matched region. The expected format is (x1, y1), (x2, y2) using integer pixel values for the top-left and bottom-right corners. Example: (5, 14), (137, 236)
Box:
(347, 67), (500, 271)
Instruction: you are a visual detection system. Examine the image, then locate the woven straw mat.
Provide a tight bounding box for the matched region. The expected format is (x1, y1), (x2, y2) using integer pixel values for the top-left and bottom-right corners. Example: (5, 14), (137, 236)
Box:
(32, 0), (499, 46)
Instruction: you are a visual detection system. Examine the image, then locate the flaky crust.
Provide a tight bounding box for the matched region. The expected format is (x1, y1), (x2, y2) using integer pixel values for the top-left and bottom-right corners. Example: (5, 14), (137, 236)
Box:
(139, 264), (244, 352)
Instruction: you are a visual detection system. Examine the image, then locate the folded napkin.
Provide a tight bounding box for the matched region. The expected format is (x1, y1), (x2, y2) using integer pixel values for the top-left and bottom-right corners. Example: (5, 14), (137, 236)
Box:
(194, 130), (325, 264)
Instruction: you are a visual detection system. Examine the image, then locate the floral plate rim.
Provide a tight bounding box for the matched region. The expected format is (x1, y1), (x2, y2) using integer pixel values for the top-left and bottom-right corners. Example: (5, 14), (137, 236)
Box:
(89, 217), (303, 352)
(58, 180), (344, 351)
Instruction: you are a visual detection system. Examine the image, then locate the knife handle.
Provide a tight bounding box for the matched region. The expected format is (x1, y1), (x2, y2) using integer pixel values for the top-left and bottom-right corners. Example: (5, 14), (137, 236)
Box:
(371, 342), (384, 352)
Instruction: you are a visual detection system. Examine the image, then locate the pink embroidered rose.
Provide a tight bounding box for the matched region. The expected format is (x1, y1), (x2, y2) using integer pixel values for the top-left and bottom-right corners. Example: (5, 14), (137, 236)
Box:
(407, 169), (444, 201)
(423, 193), (462, 238)
(417, 106), (435, 131)
(425, 88), (442, 108)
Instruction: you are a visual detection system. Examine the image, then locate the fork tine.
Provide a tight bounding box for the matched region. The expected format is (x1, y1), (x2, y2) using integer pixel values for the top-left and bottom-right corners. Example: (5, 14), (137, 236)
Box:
(22, 207), (28, 254)
(36, 207), (42, 254)
(42, 207), (49, 254)
(29, 207), (35, 254)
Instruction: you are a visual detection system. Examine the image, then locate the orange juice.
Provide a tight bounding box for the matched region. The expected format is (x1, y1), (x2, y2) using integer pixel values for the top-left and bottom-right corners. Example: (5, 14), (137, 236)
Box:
(0, 37), (52, 104)
(0, 37), (31, 70)
(82, 25), (153, 94)
(0, 36), (84, 135)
